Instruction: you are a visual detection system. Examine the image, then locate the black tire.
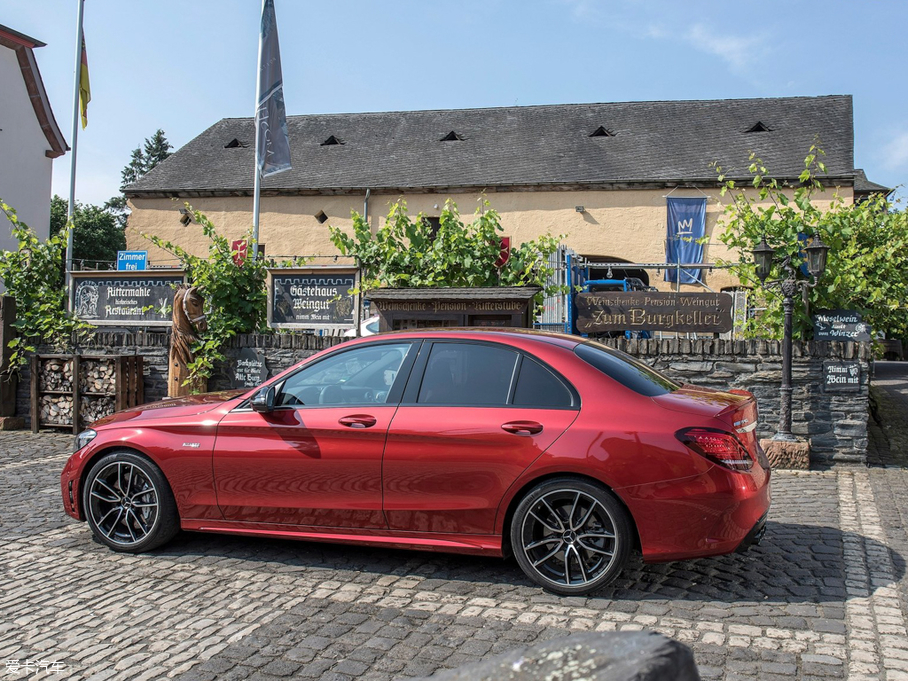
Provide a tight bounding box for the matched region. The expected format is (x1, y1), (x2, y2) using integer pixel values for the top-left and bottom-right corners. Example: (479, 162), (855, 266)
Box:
(82, 450), (179, 553)
(510, 477), (632, 596)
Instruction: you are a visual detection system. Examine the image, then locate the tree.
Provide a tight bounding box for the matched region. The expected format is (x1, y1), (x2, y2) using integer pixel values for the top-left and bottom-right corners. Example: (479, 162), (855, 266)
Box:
(716, 147), (908, 341)
(0, 200), (93, 367)
(109, 129), (174, 229)
(328, 199), (565, 311)
(50, 195), (126, 268)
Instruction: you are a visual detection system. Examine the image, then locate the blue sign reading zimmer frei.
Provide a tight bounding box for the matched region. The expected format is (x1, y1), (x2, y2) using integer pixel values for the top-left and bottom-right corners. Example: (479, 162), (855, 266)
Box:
(116, 251), (148, 271)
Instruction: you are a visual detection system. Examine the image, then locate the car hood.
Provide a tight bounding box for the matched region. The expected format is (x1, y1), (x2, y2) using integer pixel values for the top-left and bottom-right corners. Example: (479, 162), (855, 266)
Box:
(91, 390), (247, 428)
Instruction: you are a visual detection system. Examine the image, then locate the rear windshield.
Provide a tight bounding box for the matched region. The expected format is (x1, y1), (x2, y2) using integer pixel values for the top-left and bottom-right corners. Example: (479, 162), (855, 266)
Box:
(574, 342), (680, 397)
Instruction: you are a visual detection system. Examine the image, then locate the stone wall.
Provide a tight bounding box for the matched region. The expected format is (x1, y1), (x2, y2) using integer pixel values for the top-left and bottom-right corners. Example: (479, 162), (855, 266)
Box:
(15, 332), (870, 464)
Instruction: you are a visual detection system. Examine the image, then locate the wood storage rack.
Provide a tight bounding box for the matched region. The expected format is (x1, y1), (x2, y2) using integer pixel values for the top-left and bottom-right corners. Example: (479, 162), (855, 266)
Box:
(30, 354), (144, 434)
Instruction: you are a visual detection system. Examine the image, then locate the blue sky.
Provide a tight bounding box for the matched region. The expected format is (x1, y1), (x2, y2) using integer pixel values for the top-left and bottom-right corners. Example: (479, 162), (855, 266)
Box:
(5, 0), (908, 206)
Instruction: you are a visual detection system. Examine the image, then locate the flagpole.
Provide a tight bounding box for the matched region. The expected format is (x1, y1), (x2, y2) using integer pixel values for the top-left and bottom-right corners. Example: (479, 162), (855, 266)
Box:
(65, 0), (85, 310)
(251, 0), (265, 260)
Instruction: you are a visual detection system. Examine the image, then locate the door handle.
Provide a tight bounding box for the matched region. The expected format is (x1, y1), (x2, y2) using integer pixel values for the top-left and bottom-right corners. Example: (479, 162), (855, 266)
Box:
(501, 420), (544, 435)
(339, 414), (377, 429)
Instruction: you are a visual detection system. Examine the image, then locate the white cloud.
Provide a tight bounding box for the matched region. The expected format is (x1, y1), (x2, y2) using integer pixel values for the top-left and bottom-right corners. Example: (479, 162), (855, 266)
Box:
(882, 132), (908, 170)
(684, 23), (769, 73)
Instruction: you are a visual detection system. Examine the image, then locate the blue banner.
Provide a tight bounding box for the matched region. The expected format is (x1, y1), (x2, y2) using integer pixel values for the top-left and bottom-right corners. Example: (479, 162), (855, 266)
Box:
(256, 0), (292, 177)
(665, 197), (706, 284)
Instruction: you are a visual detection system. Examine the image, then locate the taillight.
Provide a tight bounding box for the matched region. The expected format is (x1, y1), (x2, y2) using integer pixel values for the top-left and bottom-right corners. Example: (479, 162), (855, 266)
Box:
(677, 427), (753, 472)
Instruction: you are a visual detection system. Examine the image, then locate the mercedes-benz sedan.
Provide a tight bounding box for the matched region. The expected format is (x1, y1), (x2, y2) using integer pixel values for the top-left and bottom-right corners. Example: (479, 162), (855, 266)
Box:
(61, 329), (770, 595)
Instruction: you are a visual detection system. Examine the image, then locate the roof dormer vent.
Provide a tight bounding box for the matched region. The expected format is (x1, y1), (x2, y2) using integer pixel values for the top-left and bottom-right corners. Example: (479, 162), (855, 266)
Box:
(224, 138), (247, 148)
(589, 126), (615, 138)
(440, 131), (465, 142)
(321, 135), (345, 146)
(745, 121), (772, 133)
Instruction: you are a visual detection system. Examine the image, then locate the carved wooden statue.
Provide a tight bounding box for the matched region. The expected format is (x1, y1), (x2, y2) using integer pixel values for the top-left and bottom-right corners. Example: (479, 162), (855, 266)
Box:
(168, 286), (208, 397)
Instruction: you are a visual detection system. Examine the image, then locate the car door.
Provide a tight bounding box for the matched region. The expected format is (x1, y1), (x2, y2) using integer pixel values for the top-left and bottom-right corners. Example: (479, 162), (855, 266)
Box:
(382, 340), (579, 536)
(213, 341), (417, 527)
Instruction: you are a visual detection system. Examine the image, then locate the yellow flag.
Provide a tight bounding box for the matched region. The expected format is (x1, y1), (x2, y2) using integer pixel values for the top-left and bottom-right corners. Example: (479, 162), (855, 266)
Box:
(79, 38), (90, 128)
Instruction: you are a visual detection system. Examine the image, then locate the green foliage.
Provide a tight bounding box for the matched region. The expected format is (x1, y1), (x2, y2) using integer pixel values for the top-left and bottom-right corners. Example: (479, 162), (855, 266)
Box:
(111, 129), (174, 230)
(0, 200), (93, 368)
(328, 199), (565, 310)
(717, 146), (908, 340)
(50, 195), (126, 267)
(144, 206), (268, 384)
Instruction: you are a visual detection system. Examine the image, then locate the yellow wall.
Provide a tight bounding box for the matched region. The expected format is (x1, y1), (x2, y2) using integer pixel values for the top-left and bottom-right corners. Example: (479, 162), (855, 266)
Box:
(126, 185), (852, 292)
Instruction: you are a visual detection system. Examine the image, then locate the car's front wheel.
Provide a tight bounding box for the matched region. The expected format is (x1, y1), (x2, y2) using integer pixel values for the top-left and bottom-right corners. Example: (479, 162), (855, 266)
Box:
(511, 478), (632, 595)
(83, 450), (179, 552)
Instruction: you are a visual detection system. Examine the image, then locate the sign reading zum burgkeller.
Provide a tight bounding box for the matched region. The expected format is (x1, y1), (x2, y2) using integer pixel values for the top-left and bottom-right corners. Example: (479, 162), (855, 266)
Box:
(71, 271), (184, 326)
(268, 267), (359, 329)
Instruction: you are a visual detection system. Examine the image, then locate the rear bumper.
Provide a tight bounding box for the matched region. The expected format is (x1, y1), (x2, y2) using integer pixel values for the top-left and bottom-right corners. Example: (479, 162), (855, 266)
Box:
(620, 464), (771, 563)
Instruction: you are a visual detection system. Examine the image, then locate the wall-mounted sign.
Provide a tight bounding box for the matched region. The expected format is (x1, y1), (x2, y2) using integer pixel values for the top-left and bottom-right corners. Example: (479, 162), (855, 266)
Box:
(231, 239), (248, 267)
(71, 271), (184, 326)
(813, 309), (871, 342)
(230, 347), (268, 389)
(823, 361), (861, 393)
(116, 251), (147, 271)
(268, 267), (359, 329)
(575, 291), (733, 334)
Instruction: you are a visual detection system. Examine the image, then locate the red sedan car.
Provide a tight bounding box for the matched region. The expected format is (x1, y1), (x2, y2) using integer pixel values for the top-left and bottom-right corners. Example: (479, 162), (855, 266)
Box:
(61, 329), (770, 596)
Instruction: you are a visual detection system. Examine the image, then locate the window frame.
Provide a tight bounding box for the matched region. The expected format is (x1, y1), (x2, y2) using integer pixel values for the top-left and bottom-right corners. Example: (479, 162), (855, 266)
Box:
(235, 340), (421, 412)
(400, 339), (579, 410)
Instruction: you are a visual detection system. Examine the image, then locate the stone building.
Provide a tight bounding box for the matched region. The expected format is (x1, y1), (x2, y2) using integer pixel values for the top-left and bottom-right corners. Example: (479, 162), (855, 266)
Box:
(125, 94), (885, 292)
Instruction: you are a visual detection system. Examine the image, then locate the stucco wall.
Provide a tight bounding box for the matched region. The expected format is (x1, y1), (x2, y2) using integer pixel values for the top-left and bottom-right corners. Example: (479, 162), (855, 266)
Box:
(126, 185), (851, 293)
(0, 47), (53, 247)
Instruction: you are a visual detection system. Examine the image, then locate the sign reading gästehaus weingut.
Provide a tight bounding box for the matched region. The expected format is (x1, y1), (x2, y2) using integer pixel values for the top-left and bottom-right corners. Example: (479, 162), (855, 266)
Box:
(268, 267), (358, 329)
(576, 291), (733, 334)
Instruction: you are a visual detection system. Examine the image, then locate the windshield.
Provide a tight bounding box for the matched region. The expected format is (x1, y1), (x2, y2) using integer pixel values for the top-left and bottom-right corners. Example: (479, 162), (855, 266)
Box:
(574, 341), (680, 397)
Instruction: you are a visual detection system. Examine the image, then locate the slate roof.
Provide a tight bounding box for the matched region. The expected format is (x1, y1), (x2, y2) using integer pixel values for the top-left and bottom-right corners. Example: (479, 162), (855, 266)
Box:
(127, 95), (855, 197)
(853, 168), (892, 196)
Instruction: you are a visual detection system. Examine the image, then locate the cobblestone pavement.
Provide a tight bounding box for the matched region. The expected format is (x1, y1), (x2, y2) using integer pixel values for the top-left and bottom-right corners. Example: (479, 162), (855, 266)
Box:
(2, 428), (908, 681)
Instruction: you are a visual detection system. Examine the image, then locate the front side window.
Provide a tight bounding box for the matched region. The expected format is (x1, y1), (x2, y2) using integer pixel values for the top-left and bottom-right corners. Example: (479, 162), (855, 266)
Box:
(417, 343), (518, 406)
(278, 343), (411, 406)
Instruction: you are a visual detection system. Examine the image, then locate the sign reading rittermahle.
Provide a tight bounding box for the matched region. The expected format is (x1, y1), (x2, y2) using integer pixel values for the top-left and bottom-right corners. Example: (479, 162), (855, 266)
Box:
(268, 267), (359, 329)
(71, 271), (184, 326)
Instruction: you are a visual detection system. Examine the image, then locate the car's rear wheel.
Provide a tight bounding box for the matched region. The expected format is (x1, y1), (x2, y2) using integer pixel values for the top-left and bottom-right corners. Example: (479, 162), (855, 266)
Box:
(511, 478), (632, 595)
(83, 450), (179, 553)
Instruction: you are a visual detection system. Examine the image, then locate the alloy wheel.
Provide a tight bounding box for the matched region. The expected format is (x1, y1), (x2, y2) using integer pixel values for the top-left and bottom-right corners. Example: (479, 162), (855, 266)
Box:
(87, 461), (160, 547)
(519, 488), (620, 589)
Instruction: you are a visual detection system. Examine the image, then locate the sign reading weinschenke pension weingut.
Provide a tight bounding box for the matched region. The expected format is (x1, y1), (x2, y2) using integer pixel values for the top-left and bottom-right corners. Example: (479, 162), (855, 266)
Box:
(576, 291), (734, 334)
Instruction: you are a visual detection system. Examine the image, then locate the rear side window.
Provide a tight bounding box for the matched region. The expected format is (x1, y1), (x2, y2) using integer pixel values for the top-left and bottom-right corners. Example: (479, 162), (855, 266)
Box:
(513, 358), (574, 408)
(575, 342), (679, 397)
(418, 343), (518, 406)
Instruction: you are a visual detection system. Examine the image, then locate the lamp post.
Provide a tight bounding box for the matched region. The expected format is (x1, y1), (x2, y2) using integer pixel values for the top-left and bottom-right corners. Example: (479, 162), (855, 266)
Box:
(751, 233), (829, 441)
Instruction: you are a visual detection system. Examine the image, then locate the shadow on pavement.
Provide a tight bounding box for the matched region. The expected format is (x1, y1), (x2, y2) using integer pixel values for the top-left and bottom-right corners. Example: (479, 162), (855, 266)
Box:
(151, 519), (903, 605)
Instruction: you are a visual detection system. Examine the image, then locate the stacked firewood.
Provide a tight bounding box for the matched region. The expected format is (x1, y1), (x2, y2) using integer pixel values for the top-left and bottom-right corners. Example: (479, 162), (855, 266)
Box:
(80, 359), (116, 394)
(39, 359), (73, 392)
(81, 396), (116, 424)
(39, 394), (73, 425)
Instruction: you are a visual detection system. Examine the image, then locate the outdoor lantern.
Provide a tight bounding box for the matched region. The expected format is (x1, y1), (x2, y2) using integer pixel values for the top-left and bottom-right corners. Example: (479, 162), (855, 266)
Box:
(804, 232), (829, 278)
(752, 236), (775, 284)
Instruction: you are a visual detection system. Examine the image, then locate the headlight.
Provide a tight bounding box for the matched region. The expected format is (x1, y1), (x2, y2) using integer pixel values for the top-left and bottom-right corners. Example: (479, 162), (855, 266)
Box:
(74, 429), (97, 452)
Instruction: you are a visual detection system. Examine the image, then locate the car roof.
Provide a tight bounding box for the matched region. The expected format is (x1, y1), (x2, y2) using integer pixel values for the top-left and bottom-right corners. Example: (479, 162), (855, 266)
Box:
(353, 327), (583, 351)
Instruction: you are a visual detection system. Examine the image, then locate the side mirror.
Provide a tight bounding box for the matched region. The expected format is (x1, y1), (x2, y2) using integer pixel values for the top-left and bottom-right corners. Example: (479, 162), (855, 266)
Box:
(251, 386), (276, 413)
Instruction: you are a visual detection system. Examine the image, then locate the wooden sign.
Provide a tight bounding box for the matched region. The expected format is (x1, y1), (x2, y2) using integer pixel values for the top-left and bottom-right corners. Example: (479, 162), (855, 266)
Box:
(268, 267), (359, 329)
(823, 361), (861, 392)
(71, 271), (184, 326)
(813, 309), (871, 342)
(575, 291), (733, 334)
